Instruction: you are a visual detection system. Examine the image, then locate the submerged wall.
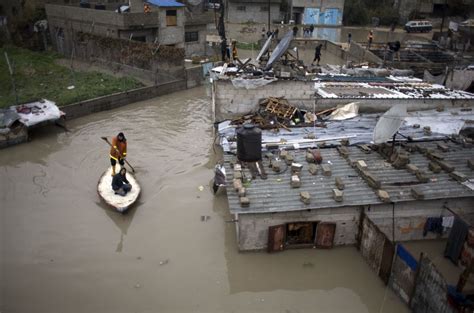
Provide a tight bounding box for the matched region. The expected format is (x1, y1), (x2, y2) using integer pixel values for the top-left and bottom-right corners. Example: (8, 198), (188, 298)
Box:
(235, 197), (474, 251)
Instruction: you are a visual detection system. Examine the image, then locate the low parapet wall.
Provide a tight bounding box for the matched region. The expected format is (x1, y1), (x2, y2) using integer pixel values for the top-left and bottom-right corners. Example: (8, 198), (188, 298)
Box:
(212, 79), (474, 121)
(62, 80), (187, 120)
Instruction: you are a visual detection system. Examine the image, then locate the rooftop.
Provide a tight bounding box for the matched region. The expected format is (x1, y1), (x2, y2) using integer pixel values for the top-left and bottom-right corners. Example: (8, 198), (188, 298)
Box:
(223, 140), (474, 214)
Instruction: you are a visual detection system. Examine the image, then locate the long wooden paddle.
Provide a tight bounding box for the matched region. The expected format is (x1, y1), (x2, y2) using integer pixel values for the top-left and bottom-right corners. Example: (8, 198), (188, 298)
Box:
(101, 136), (136, 173)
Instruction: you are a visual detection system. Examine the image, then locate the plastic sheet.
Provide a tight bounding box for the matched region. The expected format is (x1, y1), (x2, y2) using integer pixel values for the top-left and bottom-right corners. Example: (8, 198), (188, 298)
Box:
(231, 77), (277, 89)
(14, 99), (61, 127)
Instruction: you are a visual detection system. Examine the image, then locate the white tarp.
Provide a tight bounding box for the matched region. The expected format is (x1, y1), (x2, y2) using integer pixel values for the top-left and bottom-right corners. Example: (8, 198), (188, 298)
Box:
(231, 77), (277, 89)
(13, 99), (61, 127)
(328, 102), (359, 120)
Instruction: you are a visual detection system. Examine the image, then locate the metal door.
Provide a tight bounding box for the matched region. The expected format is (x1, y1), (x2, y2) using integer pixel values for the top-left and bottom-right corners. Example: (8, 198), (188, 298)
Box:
(267, 224), (286, 253)
(315, 222), (336, 248)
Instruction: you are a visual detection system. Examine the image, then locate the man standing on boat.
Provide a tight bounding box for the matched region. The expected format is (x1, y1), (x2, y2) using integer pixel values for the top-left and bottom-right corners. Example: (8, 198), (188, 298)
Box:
(110, 132), (127, 176)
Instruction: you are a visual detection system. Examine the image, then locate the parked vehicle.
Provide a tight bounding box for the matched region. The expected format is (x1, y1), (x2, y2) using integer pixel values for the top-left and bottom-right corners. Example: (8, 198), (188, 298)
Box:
(404, 20), (433, 33)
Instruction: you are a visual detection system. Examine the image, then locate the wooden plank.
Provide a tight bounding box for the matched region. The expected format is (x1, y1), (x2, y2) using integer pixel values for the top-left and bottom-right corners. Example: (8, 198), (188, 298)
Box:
(268, 224), (286, 253)
(315, 222), (336, 248)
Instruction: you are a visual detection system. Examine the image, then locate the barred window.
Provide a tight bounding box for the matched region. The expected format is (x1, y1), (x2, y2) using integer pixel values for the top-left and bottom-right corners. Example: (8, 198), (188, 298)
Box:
(185, 31), (199, 42)
(236, 5), (246, 11)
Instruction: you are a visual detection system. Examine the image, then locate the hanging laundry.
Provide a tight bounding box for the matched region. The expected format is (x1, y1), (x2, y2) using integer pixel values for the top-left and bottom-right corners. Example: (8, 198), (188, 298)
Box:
(442, 216), (455, 228)
(423, 217), (443, 236)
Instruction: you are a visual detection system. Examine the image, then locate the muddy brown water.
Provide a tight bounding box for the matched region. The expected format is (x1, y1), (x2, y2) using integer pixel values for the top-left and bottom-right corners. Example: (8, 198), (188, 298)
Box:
(0, 87), (409, 313)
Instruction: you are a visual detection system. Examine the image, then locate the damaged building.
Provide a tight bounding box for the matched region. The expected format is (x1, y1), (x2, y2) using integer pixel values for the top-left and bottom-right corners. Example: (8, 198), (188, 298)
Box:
(46, 0), (214, 57)
(221, 138), (474, 251)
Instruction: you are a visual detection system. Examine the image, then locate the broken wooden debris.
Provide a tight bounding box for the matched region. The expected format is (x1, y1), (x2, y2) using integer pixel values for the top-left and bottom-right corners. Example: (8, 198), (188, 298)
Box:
(259, 97), (297, 120)
(272, 160), (282, 172)
(358, 144), (372, 154)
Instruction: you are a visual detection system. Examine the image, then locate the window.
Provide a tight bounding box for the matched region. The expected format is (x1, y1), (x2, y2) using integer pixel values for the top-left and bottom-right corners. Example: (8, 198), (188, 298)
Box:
(236, 5), (246, 11)
(185, 31), (199, 42)
(166, 10), (177, 26)
(260, 6), (268, 12)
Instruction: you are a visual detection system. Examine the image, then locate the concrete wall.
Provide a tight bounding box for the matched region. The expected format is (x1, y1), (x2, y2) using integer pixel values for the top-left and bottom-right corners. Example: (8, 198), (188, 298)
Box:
(184, 24), (208, 56)
(293, 0), (345, 10)
(72, 33), (185, 84)
(366, 198), (474, 242)
(237, 206), (361, 251)
(158, 8), (185, 47)
(185, 65), (205, 88)
(212, 79), (474, 121)
(227, 3), (280, 24)
(61, 80), (187, 119)
(348, 42), (382, 64)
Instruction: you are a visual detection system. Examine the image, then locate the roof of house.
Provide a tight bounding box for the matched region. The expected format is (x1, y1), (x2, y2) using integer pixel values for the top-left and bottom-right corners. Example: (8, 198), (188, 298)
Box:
(223, 140), (474, 214)
(147, 0), (185, 7)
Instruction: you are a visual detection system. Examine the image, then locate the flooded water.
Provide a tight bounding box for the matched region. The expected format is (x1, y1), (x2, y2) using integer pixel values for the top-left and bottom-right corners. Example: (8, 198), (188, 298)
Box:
(1, 87), (409, 313)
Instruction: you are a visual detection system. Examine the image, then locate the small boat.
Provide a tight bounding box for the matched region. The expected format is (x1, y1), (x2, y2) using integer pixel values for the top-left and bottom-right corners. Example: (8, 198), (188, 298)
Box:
(97, 167), (141, 213)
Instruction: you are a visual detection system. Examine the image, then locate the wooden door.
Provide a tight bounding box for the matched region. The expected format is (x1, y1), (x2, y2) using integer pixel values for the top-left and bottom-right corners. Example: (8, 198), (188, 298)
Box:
(268, 224), (286, 253)
(315, 222), (336, 248)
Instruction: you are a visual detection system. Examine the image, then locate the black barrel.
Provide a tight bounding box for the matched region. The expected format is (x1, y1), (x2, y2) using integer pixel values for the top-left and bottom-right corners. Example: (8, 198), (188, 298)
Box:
(237, 124), (262, 162)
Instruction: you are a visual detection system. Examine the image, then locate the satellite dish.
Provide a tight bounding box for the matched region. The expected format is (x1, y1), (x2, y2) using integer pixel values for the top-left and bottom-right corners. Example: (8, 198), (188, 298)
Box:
(264, 31), (293, 71)
(373, 104), (407, 144)
(256, 35), (273, 61)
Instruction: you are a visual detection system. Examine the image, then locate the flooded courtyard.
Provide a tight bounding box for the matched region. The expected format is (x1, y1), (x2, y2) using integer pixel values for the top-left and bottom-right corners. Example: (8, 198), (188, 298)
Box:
(1, 87), (409, 313)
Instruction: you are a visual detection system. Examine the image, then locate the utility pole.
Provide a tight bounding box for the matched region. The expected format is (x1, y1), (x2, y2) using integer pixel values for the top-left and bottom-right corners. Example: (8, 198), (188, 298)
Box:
(440, 0), (447, 33)
(267, 0), (271, 32)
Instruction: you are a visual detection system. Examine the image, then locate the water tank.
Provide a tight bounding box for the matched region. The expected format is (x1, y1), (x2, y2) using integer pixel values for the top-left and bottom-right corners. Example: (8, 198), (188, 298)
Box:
(237, 124), (262, 162)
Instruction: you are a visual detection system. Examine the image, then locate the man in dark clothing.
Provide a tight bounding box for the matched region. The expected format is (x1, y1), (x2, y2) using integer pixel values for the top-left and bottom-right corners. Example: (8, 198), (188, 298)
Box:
(112, 167), (132, 196)
(309, 24), (314, 37)
(387, 40), (401, 61)
(292, 26), (298, 37)
(221, 38), (227, 62)
(311, 44), (322, 66)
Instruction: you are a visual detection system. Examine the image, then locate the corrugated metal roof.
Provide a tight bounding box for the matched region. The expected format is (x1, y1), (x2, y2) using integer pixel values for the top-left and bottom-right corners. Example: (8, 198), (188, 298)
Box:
(224, 141), (474, 214)
(224, 148), (383, 214)
(147, 0), (185, 7)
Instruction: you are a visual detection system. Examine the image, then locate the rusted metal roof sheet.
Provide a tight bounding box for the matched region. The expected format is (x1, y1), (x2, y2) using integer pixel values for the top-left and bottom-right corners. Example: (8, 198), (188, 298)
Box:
(224, 140), (474, 214)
